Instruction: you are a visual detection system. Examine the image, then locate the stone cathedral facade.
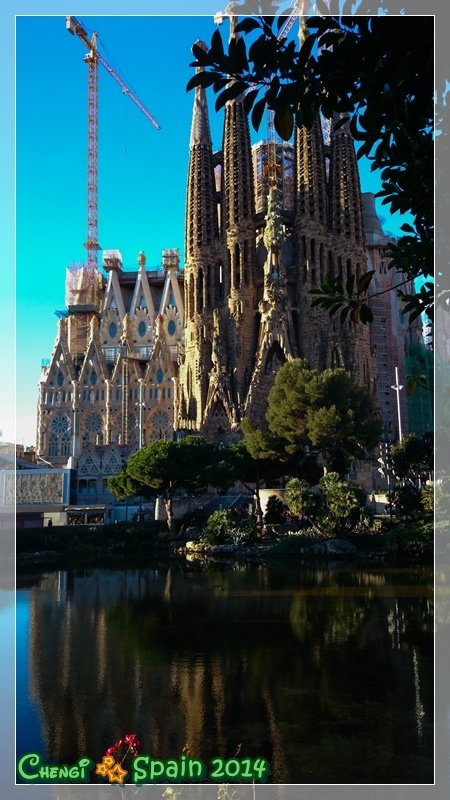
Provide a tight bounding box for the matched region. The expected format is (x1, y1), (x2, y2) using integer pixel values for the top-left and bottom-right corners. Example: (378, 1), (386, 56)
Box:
(36, 26), (422, 506)
(177, 50), (376, 442)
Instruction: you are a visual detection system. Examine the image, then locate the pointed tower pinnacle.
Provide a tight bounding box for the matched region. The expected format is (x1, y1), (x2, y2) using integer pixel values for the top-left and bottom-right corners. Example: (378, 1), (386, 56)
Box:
(178, 40), (222, 435)
(294, 4), (327, 231)
(185, 41), (219, 269)
(189, 43), (213, 149)
(328, 113), (365, 246)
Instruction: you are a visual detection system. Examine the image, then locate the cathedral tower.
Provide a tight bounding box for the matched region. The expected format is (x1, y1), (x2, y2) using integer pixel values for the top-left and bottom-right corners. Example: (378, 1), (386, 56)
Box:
(327, 115), (374, 387)
(220, 17), (257, 410)
(178, 45), (222, 432)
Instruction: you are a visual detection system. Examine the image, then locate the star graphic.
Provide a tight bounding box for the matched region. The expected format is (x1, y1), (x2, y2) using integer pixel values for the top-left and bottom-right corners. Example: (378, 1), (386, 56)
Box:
(95, 755), (116, 776)
(108, 762), (128, 784)
(95, 762), (109, 776)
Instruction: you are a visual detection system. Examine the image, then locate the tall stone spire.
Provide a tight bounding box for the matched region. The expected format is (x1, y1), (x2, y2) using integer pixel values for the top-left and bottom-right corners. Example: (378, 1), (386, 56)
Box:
(178, 42), (221, 433)
(328, 114), (365, 247)
(294, 5), (328, 297)
(185, 41), (219, 271)
(293, 15), (329, 368)
(219, 16), (257, 410)
(294, 11), (327, 231)
(327, 114), (374, 389)
(294, 117), (328, 230)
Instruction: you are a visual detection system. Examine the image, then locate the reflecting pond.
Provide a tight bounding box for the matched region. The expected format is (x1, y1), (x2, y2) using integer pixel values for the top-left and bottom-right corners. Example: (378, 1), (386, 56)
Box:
(16, 562), (433, 784)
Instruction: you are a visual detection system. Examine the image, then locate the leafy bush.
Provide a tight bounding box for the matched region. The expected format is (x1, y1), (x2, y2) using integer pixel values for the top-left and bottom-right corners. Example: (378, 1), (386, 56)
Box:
(388, 484), (422, 518)
(319, 472), (368, 535)
(264, 495), (287, 524)
(421, 483), (434, 513)
(268, 531), (319, 556)
(203, 509), (233, 544)
(285, 478), (318, 519)
(382, 520), (433, 560)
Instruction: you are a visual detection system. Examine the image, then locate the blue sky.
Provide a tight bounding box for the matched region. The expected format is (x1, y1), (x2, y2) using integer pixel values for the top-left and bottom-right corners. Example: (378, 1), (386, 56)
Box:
(12, 11), (408, 447)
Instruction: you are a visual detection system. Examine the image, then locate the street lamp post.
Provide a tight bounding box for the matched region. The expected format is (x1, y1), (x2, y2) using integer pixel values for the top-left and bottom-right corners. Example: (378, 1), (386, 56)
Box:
(391, 366), (404, 442)
(71, 382), (79, 460)
(135, 379), (146, 522)
(136, 379), (146, 451)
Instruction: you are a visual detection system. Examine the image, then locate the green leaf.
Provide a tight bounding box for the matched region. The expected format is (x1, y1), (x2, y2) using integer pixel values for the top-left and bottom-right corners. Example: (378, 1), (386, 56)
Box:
(243, 88), (259, 115)
(298, 31), (317, 69)
(356, 270), (375, 294)
(274, 107), (294, 141)
(186, 71), (221, 93)
(191, 43), (212, 64)
(345, 273), (355, 296)
(235, 17), (262, 34)
(234, 35), (249, 72)
(333, 116), (350, 133)
(211, 28), (224, 60)
(350, 307), (360, 323)
(340, 306), (351, 323)
(400, 222), (415, 233)
(251, 97), (267, 132)
(215, 81), (246, 111)
(359, 304), (374, 324)
(186, 72), (203, 93)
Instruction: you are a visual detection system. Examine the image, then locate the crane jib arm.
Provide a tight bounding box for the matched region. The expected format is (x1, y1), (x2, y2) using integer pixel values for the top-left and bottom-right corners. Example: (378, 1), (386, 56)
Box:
(66, 16), (161, 131)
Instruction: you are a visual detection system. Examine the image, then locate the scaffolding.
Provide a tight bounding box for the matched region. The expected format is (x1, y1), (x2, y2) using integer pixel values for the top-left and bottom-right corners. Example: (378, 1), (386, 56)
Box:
(65, 263), (103, 310)
(162, 248), (179, 270)
(102, 249), (123, 271)
(252, 141), (295, 216)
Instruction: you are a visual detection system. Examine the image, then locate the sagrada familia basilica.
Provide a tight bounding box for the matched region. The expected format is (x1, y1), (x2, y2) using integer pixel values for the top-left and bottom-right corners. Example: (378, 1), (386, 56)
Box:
(35, 19), (423, 506)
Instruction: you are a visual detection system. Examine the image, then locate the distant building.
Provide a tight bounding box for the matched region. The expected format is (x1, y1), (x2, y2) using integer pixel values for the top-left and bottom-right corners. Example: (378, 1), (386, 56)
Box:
(406, 342), (433, 437)
(363, 192), (422, 442)
(0, 453), (71, 528)
(36, 249), (184, 511)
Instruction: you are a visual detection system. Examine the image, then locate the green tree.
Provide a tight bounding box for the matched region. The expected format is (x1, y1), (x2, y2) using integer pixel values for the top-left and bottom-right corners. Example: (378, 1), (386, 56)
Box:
(220, 434), (281, 533)
(107, 465), (145, 501)
(389, 432), (433, 485)
(188, 14), (434, 323)
(111, 437), (218, 532)
(421, 483), (434, 514)
(264, 495), (286, 525)
(266, 359), (381, 475)
(388, 484), (422, 519)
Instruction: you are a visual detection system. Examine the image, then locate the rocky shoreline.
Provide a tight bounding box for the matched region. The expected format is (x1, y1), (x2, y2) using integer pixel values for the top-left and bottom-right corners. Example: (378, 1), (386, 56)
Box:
(16, 521), (432, 569)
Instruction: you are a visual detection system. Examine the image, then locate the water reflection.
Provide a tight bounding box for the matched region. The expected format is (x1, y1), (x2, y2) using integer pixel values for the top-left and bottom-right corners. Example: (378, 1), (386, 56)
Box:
(17, 564), (433, 784)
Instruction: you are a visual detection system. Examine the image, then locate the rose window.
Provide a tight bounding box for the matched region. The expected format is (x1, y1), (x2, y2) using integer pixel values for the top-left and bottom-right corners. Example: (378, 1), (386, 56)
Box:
(86, 413), (103, 433)
(150, 410), (169, 440)
(51, 414), (70, 434)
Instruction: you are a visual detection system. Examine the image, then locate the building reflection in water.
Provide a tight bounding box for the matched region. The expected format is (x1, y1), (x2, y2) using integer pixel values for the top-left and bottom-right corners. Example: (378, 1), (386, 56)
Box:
(21, 565), (433, 784)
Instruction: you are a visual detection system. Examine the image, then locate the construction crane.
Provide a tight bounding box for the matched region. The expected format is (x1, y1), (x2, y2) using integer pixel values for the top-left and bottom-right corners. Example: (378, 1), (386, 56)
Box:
(66, 16), (161, 270)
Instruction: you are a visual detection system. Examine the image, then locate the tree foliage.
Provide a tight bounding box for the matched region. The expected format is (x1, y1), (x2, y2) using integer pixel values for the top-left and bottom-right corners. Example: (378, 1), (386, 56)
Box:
(319, 472), (368, 534)
(266, 359), (381, 474)
(188, 13), (434, 322)
(107, 465), (151, 501)
(389, 432), (433, 484)
(388, 483), (423, 518)
(264, 495), (287, 524)
(220, 433), (287, 531)
(109, 437), (219, 531)
(285, 477), (318, 519)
